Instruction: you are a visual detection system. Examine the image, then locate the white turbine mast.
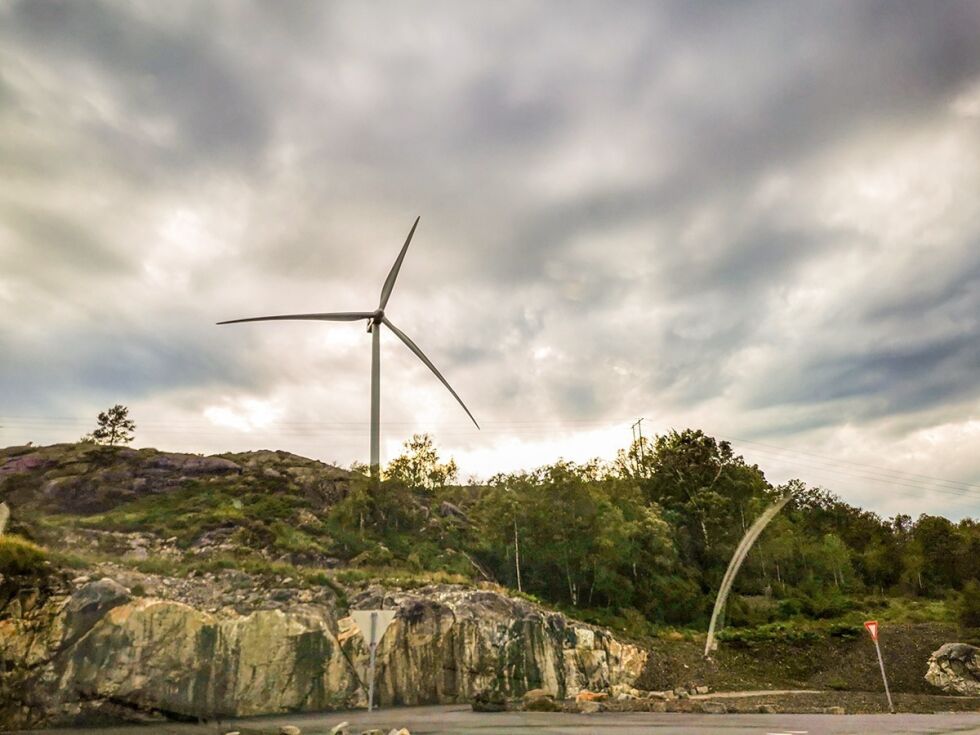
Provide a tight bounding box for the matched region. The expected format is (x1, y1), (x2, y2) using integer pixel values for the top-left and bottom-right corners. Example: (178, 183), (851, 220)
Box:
(217, 217), (479, 480)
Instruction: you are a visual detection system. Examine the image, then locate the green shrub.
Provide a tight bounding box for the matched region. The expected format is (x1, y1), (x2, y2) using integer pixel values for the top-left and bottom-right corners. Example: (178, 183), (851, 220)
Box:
(716, 621), (820, 647)
(959, 581), (980, 628)
(0, 535), (49, 577)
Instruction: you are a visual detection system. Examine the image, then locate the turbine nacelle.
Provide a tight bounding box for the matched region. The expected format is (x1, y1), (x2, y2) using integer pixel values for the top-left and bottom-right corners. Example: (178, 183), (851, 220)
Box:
(367, 309), (385, 332)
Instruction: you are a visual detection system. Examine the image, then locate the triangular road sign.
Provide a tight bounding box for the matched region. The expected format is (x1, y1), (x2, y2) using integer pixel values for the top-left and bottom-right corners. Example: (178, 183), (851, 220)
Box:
(351, 609), (398, 648)
(864, 620), (879, 640)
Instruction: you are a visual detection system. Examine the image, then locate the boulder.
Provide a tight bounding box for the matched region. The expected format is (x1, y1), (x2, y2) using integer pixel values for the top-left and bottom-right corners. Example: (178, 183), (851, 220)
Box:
(61, 578), (130, 646)
(925, 643), (980, 695)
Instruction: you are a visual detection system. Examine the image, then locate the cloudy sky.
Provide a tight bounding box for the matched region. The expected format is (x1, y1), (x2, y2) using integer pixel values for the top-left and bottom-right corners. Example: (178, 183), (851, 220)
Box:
(2, 0), (980, 518)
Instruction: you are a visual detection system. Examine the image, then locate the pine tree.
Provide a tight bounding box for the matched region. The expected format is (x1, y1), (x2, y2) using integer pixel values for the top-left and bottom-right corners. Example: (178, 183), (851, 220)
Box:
(88, 404), (136, 446)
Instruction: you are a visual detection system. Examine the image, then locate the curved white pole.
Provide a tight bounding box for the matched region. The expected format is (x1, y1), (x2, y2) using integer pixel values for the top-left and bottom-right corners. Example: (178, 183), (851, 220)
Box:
(704, 491), (798, 658)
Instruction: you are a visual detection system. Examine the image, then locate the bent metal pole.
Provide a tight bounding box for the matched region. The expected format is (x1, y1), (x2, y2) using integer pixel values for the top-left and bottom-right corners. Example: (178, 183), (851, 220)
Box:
(704, 490), (798, 657)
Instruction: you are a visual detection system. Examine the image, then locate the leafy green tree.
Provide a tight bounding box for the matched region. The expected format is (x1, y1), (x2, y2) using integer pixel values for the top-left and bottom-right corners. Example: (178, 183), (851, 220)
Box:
(474, 461), (675, 610)
(87, 404), (135, 446)
(959, 580), (980, 628)
(912, 515), (962, 594)
(385, 434), (458, 491)
(636, 429), (770, 570)
(819, 533), (853, 589)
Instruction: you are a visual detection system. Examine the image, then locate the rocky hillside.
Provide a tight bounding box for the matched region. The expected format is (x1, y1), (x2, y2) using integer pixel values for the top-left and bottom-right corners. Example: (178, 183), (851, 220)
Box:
(0, 443), (646, 728)
(2, 442), (974, 727)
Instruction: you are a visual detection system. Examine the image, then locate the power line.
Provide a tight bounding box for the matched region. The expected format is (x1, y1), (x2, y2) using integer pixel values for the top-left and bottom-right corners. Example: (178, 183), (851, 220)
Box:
(4, 414), (980, 502)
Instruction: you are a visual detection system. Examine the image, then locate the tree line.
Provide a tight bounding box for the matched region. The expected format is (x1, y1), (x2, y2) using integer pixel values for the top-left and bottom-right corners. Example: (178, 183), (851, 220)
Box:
(352, 430), (980, 628)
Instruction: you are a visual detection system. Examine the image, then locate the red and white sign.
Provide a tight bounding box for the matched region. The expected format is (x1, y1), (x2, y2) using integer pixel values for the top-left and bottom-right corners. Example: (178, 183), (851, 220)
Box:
(864, 620), (879, 640)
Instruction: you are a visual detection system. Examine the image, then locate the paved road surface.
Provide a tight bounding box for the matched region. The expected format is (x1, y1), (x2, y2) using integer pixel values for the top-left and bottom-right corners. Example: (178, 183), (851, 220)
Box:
(33, 704), (980, 735)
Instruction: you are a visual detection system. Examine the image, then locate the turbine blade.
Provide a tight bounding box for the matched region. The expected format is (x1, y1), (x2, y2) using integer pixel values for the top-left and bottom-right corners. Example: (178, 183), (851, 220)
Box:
(378, 216), (420, 310)
(383, 317), (480, 429)
(217, 311), (374, 325)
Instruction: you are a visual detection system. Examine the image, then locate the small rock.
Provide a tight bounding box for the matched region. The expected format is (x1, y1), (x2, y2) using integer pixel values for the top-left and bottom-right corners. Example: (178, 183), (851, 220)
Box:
(821, 706), (845, 715)
(523, 687), (554, 704)
(388, 729), (411, 735)
(526, 698), (560, 712)
(280, 726), (302, 735)
(673, 687), (686, 696)
(471, 689), (507, 712)
(699, 701), (727, 714)
(757, 704), (779, 713)
(576, 700), (601, 713)
(678, 691), (690, 700)
(523, 689), (559, 712)
(360, 730), (384, 735)
(329, 722), (350, 735)
(695, 685), (709, 695)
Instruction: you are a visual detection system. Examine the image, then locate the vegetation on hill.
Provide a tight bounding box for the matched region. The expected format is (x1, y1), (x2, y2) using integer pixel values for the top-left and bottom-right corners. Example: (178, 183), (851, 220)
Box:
(2, 430), (979, 642)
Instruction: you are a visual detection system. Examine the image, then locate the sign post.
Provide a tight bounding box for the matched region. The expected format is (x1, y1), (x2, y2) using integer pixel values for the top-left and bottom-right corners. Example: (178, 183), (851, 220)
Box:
(351, 609), (397, 712)
(864, 620), (894, 713)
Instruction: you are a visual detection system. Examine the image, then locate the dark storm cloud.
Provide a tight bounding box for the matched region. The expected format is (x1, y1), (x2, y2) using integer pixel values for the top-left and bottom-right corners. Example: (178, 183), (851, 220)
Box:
(2, 0), (980, 502)
(2, 0), (271, 172)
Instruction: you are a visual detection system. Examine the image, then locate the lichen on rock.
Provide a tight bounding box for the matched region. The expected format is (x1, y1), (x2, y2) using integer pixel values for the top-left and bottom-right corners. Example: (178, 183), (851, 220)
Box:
(925, 642), (980, 695)
(0, 580), (645, 728)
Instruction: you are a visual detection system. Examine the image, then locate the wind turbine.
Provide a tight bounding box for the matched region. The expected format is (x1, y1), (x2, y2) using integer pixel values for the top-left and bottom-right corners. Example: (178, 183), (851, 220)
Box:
(217, 217), (479, 480)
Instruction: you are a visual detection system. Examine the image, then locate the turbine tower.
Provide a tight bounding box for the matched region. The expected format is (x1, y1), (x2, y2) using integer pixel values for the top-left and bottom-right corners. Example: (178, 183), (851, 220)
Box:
(217, 217), (479, 480)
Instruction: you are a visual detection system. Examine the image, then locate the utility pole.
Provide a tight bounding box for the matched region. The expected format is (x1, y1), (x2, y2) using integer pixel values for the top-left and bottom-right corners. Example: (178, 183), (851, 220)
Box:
(631, 418), (646, 474)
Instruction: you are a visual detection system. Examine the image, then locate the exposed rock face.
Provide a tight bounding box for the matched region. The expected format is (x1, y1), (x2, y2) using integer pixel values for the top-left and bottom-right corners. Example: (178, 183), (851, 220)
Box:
(925, 643), (980, 695)
(0, 444), (350, 517)
(0, 581), (645, 728)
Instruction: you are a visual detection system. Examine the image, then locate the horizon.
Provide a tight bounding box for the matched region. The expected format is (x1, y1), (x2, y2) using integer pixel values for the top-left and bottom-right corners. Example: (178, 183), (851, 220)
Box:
(3, 1), (980, 521)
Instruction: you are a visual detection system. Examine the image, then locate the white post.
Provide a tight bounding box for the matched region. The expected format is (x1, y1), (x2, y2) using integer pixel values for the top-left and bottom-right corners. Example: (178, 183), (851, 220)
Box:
(873, 636), (895, 713)
(367, 612), (378, 712)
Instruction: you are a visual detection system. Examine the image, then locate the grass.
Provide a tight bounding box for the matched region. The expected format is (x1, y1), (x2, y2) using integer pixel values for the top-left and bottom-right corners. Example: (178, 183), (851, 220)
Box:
(76, 478), (326, 553)
(333, 566), (471, 589)
(0, 534), (49, 577)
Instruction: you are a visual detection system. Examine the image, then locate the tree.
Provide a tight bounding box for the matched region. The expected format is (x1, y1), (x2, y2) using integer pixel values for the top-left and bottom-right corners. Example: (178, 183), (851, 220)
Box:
(636, 429), (770, 569)
(88, 404), (135, 446)
(959, 580), (980, 628)
(474, 461), (676, 611)
(385, 434), (458, 491)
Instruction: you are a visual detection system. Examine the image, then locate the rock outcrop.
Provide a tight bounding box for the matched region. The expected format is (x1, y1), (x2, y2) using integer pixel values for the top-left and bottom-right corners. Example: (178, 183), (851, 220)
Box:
(0, 579), (646, 728)
(925, 643), (980, 695)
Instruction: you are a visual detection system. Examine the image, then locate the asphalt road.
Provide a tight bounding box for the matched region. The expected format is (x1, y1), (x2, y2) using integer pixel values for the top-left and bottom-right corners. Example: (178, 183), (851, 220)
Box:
(34, 705), (980, 735)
